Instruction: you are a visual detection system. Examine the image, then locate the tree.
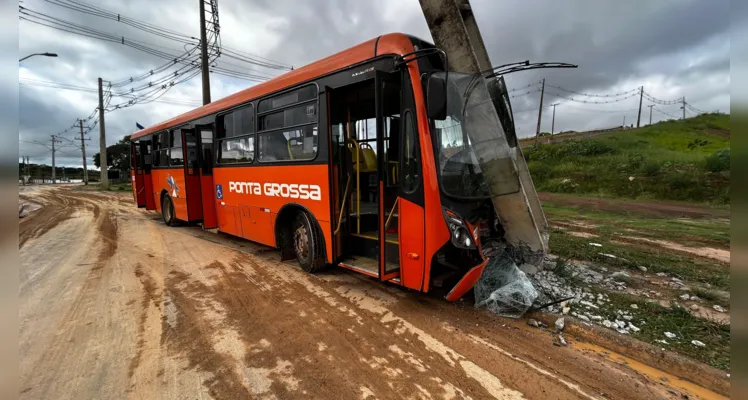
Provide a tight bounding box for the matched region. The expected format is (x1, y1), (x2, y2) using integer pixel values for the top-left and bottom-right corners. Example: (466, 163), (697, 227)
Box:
(94, 135), (131, 177)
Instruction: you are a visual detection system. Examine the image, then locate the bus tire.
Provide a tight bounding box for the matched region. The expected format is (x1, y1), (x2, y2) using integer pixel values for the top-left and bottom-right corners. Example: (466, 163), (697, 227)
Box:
(162, 195), (177, 226)
(293, 212), (325, 273)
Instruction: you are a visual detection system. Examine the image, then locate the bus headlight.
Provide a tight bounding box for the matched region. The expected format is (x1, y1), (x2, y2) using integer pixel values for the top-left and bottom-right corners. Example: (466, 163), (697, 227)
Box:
(444, 208), (476, 250)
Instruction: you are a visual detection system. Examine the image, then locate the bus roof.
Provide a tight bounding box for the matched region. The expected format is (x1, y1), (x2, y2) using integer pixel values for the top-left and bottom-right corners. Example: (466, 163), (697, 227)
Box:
(131, 33), (420, 140)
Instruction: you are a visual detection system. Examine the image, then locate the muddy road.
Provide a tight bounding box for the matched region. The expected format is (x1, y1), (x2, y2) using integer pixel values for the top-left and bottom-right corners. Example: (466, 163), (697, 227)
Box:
(18, 186), (727, 399)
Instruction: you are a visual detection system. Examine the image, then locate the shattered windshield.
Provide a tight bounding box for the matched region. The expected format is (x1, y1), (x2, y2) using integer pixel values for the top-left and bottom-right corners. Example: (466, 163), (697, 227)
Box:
(433, 72), (518, 199)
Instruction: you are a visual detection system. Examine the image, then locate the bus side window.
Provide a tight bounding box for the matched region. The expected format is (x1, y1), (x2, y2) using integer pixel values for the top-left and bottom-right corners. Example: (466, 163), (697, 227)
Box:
(217, 104), (255, 164)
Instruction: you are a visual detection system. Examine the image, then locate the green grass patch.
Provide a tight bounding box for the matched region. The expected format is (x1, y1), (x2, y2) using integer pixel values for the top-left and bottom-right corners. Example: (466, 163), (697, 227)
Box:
(604, 292), (730, 370)
(543, 202), (730, 247)
(549, 229), (729, 290)
(525, 113), (730, 204)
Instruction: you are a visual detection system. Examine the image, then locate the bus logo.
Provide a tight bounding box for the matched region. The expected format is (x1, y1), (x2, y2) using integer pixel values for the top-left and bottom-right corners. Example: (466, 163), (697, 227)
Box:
(228, 181), (321, 201)
(167, 174), (180, 198)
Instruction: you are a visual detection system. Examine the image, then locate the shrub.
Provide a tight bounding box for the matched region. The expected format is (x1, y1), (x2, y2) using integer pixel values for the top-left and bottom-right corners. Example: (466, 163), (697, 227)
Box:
(704, 149), (730, 173)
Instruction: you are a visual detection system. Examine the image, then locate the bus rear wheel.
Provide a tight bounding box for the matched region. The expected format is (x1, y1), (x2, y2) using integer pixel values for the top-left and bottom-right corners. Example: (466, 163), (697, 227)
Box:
(162, 196), (176, 226)
(293, 212), (325, 273)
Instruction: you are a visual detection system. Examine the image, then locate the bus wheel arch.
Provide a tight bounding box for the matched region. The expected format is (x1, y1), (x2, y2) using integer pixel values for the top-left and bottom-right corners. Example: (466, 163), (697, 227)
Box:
(275, 204), (326, 272)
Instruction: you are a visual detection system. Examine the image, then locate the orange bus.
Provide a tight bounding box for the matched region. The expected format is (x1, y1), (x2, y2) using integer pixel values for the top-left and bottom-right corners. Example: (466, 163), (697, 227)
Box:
(130, 33), (520, 300)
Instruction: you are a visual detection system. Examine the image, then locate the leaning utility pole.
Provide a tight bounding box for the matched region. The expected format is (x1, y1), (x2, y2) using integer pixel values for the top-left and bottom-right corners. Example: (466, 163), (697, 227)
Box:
(199, 0), (211, 105)
(419, 0), (549, 266)
(535, 78), (546, 138)
(636, 86), (643, 128)
(79, 119), (89, 185)
(550, 103), (560, 135)
(98, 77), (109, 189)
(647, 104), (654, 125)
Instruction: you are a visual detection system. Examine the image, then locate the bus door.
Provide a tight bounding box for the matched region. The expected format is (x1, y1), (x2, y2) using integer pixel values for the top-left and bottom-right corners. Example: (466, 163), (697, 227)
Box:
(195, 124), (218, 229)
(376, 71), (405, 282)
(182, 128), (204, 222)
(141, 139), (156, 210)
(130, 140), (146, 207)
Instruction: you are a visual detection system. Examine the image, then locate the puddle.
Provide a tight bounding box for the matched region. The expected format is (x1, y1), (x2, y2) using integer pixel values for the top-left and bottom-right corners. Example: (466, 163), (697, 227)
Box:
(574, 341), (727, 400)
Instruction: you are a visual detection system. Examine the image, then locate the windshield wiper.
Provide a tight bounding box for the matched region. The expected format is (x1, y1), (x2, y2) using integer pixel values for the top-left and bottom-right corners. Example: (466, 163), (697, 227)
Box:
(483, 60), (578, 79)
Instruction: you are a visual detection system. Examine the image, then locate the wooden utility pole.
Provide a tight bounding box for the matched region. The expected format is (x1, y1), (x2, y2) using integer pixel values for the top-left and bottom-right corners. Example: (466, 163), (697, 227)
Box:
(647, 104), (654, 125)
(535, 78), (545, 138)
(98, 77), (109, 189)
(199, 0), (211, 105)
(550, 103), (560, 135)
(636, 86), (643, 128)
(79, 119), (89, 185)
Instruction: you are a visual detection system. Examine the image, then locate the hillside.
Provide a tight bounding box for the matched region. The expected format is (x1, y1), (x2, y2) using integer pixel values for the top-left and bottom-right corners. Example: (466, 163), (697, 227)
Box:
(524, 113), (730, 204)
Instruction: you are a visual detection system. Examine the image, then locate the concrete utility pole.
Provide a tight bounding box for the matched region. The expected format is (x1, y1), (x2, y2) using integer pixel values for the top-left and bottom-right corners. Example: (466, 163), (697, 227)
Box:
(98, 77), (109, 189)
(681, 97), (686, 120)
(636, 86), (643, 128)
(419, 0), (549, 264)
(623, 116), (626, 128)
(647, 104), (654, 125)
(79, 119), (89, 185)
(50, 135), (61, 184)
(550, 103), (560, 135)
(199, 0), (211, 105)
(535, 78), (545, 138)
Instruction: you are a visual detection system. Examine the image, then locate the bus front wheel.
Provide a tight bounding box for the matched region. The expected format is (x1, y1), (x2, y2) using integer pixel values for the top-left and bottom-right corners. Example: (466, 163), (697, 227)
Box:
(293, 212), (325, 273)
(162, 196), (176, 226)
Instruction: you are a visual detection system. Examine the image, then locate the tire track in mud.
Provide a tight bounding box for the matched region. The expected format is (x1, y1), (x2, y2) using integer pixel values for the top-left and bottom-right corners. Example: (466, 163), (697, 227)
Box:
(128, 264), (161, 382)
(23, 192), (120, 399)
(161, 254), (536, 399)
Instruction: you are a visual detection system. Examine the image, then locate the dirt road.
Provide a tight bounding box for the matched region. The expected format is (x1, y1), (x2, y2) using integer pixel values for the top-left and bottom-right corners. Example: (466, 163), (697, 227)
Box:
(19, 186), (727, 399)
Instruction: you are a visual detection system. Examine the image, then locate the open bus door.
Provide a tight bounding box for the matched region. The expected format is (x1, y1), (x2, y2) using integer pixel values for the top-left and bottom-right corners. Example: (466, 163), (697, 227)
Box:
(181, 128), (204, 222)
(140, 139), (156, 210)
(195, 124), (218, 229)
(130, 140), (146, 207)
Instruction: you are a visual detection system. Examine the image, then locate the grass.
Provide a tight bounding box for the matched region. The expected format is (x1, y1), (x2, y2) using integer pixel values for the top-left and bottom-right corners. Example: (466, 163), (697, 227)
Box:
(603, 292), (730, 371)
(550, 229), (729, 290)
(543, 201), (730, 247)
(524, 113), (730, 204)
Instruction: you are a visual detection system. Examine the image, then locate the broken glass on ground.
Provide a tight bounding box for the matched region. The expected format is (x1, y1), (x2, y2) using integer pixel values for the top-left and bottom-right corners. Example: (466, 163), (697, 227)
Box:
(474, 253), (539, 318)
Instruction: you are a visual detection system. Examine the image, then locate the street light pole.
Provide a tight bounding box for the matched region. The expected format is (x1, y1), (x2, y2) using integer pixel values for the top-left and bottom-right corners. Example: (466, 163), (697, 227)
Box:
(19, 52), (58, 62)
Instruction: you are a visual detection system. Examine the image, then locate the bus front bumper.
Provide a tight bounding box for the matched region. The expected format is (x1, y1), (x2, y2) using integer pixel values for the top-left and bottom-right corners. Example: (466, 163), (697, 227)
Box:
(444, 258), (490, 302)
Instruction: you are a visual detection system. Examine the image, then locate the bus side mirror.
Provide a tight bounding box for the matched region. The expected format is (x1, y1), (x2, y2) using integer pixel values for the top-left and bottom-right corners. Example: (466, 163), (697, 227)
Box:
(426, 75), (447, 120)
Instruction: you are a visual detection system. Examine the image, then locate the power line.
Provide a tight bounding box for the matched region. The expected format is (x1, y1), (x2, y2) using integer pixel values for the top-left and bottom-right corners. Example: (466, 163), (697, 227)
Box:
(653, 107), (680, 119)
(543, 89), (640, 104)
(544, 83), (639, 98)
(38, 0), (292, 71)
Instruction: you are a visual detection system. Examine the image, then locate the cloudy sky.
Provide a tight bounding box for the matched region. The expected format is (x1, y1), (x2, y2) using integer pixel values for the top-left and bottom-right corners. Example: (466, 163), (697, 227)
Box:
(18, 0), (734, 169)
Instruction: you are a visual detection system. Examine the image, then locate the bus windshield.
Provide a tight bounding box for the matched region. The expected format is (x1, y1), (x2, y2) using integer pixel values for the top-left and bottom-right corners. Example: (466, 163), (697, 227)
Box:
(433, 72), (516, 199)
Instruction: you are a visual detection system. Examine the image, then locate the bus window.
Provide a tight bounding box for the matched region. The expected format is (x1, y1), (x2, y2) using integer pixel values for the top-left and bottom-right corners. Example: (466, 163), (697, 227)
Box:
(258, 125), (317, 162)
(257, 85), (318, 163)
(217, 104), (254, 164)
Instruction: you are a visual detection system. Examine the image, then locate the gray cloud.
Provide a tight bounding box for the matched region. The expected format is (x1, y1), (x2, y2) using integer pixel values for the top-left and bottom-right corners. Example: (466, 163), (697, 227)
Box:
(19, 0), (732, 169)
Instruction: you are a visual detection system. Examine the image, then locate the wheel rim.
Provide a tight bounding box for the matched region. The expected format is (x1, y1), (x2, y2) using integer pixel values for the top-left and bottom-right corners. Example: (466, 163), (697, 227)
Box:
(294, 224), (309, 260)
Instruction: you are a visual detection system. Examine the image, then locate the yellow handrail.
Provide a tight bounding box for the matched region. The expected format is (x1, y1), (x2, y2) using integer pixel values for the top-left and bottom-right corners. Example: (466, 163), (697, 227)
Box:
(347, 137), (361, 234)
(334, 175), (352, 235)
(384, 197), (399, 231)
